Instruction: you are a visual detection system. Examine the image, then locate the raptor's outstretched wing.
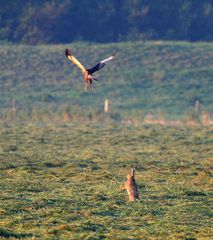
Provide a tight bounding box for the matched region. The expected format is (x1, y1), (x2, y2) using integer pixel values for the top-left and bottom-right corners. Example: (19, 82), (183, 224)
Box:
(87, 53), (115, 74)
(65, 49), (86, 74)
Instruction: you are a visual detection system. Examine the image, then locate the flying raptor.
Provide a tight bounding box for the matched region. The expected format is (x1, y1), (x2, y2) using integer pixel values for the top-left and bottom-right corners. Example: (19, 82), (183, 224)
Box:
(65, 49), (115, 92)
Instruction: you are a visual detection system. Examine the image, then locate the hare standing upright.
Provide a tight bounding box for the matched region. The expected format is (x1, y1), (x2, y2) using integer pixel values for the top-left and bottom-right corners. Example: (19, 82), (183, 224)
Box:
(124, 168), (139, 201)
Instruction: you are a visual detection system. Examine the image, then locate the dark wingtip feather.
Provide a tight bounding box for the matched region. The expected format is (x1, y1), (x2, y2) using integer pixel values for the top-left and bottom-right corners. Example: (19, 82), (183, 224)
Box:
(65, 49), (70, 57)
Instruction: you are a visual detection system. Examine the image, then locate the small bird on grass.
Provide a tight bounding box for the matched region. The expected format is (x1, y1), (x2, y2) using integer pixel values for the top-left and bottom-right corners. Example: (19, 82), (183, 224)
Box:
(123, 168), (140, 201)
(65, 49), (115, 92)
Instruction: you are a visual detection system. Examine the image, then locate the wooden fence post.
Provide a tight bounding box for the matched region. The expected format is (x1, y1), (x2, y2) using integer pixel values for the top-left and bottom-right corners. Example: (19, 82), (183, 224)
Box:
(12, 98), (16, 120)
(104, 99), (109, 113)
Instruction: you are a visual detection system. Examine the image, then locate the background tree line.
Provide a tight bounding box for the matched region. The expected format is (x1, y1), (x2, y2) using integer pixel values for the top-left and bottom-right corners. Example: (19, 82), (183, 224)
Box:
(0, 0), (213, 44)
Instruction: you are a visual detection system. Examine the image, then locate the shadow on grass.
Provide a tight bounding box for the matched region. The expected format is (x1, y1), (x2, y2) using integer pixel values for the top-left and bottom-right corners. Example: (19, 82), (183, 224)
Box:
(184, 190), (207, 197)
(81, 222), (105, 232)
(0, 228), (34, 239)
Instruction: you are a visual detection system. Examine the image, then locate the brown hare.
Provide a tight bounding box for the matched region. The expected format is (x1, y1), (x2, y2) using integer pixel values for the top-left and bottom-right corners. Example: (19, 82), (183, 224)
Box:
(124, 168), (140, 201)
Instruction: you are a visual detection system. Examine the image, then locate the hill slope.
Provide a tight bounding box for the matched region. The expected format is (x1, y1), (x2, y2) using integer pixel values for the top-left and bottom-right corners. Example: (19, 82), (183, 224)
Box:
(0, 41), (212, 121)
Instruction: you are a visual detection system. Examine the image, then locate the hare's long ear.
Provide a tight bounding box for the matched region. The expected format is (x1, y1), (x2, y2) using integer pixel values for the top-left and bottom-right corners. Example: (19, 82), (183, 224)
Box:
(131, 168), (136, 177)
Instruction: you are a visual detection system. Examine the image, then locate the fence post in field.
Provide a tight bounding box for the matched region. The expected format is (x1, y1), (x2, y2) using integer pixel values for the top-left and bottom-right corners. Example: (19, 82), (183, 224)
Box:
(195, 99), (201, 115)
(104, 99), (109, 113)
(104, 99), (110, 123)
(12, 98), (16, 119)
(195, 99), (201, 122)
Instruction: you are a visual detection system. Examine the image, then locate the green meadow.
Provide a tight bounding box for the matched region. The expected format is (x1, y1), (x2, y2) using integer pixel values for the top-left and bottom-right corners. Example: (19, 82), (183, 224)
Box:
(0, 123), (212, 239)
(0, 41), (213, 121)
(0, 41), (212, 239)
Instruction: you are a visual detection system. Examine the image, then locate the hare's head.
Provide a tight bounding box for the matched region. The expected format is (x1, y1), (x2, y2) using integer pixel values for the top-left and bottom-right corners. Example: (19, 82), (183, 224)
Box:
(126, 168), (136, 179)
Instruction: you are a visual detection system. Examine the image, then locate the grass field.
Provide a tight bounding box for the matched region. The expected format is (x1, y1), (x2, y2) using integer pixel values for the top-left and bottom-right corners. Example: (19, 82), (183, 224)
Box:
(0, 123), (212, 239)
(0, 41), (213, 121)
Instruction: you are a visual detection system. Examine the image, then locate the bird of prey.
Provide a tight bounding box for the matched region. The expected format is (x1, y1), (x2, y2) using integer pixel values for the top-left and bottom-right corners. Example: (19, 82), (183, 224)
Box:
(65, 49), (115, 92)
